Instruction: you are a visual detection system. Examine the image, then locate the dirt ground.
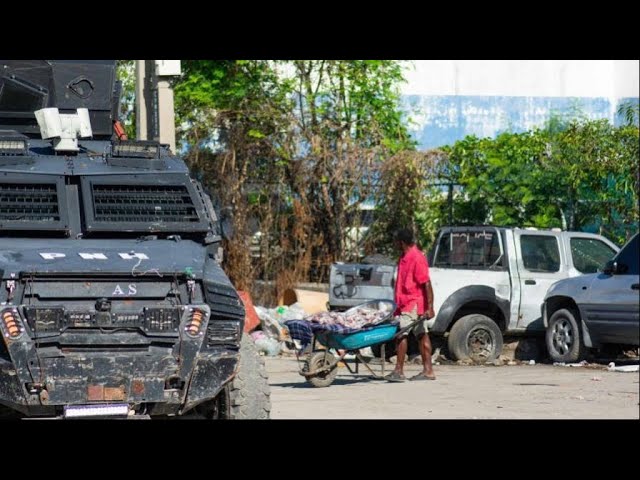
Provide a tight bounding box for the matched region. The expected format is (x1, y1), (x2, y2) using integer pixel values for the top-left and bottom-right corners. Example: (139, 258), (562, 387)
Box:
(265, 356), (640, 419)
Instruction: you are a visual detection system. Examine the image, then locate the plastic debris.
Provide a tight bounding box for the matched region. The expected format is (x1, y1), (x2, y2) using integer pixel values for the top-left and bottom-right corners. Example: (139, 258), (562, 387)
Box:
(607, 362), (640, 373)
(279, 303), (307, 321)
(254, 306), (289, 341)
(360, 347), (374, 357)
(250, 331), (266, 342)
(238, 291), (261, 333)
(529, 360), (536, 365)
(554, 361), (588, 368)
(254, 336), (282, 356)
(591, 376), (602, 381)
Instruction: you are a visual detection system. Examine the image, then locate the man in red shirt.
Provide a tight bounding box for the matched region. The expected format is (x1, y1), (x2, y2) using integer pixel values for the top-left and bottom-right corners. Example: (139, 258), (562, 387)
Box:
(386, 228), (436, 382)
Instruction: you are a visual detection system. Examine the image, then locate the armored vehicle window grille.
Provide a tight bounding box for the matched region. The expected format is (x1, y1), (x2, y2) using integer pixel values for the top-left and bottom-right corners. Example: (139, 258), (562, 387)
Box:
(205, 284), (244, 347)
(0, 183), (60, 222)
(91, 184), (200, 223)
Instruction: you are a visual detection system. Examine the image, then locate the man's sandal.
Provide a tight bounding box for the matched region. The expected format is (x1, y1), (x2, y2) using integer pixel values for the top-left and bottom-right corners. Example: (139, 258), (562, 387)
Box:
(409, 373), (436, 381)
(384, 371), (406, 382)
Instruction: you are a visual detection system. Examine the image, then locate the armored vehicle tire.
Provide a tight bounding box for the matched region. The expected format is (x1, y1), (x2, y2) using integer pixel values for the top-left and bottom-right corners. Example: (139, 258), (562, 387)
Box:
(448, 314), (503, 363)
(546, 308), (588, 363)
(228, 335), (272, 419)
(0, 405), (21, 419)
(304, 351), (338, 388)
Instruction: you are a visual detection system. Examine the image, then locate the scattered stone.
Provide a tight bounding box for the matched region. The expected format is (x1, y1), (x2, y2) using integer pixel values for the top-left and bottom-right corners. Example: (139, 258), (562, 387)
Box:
(456, 359), (474, 366)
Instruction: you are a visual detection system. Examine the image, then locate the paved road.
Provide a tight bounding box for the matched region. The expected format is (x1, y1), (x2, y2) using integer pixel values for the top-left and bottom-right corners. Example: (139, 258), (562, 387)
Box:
(265, 356), (639, 419)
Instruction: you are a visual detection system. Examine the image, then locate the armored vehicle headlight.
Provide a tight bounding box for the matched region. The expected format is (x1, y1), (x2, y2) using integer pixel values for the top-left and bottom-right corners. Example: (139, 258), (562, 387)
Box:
(1, 308), (25, 339)
(184, 308), (206, 337)
(0, 138), (27, 156)
(111, 140), (160, 159)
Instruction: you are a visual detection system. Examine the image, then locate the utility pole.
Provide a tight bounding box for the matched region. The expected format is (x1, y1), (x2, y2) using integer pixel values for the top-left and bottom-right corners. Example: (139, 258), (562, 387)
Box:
(134, 60), (181, 153)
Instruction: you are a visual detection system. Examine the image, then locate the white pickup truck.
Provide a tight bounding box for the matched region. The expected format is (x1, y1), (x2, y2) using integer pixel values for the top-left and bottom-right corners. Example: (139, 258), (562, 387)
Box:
(329, 226), (619, 363)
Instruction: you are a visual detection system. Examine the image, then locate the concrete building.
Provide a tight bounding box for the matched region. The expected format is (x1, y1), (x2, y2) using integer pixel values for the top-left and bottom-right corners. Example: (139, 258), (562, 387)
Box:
(401, 60), (639, 149)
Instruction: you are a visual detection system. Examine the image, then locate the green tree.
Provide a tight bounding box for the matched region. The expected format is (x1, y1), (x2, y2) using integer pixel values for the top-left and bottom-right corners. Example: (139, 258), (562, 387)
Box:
(115, 60), (136, 139)
(174, 60), (413, 297)
(617, 100), (640, 126)
(425, 117), (639, 246)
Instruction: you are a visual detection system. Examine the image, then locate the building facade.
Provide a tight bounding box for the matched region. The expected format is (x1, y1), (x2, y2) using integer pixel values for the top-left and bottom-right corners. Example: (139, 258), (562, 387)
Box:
(401, 60), (639, 149)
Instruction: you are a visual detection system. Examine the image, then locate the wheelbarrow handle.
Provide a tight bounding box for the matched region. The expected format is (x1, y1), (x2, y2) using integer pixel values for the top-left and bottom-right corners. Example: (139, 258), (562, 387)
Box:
(392, 314), (430, 340)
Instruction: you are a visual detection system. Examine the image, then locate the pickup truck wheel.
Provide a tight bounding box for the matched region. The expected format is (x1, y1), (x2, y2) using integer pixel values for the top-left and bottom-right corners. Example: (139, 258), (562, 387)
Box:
(448, 314), (503, 363)
(228, 335), (272, 419)
(546, 308), (588, 363)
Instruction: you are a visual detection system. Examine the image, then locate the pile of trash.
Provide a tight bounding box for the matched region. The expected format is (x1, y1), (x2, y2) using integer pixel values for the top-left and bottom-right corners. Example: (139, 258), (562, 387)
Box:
(251, 303), (307, 356)
(248, 300), (395, 357)
(552, 360), (639, 372)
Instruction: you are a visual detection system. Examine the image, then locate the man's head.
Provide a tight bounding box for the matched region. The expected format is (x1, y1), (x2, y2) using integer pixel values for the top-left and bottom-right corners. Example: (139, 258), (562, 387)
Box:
(394, 228), (415, 252)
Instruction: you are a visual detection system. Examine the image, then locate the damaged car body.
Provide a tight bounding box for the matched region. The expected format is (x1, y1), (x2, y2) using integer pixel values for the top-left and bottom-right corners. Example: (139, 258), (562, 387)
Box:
(0, 60), (270, 419)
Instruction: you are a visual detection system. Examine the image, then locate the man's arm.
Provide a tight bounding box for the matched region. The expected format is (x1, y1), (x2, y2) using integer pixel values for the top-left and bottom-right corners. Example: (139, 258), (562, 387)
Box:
(423, 280), (435, 319)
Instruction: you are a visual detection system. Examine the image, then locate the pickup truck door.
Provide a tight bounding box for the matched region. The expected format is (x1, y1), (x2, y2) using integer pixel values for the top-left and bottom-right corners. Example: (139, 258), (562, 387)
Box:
(514, 232), (569, 331)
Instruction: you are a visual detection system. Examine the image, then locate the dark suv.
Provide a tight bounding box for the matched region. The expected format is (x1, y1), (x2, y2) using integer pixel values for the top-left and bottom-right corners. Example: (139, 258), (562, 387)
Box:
(543, 233), (639, 363)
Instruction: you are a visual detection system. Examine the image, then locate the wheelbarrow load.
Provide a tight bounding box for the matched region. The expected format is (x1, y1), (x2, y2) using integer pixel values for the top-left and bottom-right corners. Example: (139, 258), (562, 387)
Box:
(285, 300), (407, 387)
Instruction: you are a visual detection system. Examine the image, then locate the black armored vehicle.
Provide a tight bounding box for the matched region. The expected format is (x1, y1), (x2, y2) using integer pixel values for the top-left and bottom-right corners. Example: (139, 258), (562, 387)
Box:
(0, 60), (270, 419)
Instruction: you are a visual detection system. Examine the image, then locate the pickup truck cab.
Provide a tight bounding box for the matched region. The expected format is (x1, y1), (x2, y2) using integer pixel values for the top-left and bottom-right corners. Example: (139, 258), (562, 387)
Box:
(329, 226), (619, 363)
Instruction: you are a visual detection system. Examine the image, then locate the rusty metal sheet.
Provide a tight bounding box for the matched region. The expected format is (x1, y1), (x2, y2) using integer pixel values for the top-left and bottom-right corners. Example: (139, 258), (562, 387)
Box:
(87, 384), (104, 401)
(104, 386), (126, 401)
(131, 380), (145, 396)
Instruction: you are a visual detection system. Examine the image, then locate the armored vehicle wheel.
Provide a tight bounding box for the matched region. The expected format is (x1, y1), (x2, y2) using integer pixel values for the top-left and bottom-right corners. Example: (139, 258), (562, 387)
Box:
(227, 335), (272, 419)
(0, 405), (22, 419)
(304, 351), (338, 388)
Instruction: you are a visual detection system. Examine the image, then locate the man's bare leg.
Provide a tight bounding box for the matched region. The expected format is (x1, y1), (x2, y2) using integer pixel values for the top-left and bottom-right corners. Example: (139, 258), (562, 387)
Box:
(418, 333), (436, 379)
(394, 335), (408, 376)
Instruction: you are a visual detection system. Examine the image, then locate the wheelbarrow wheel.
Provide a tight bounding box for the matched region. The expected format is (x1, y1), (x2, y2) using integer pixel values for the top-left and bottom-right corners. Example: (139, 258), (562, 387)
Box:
(304, 351), (338, 388)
